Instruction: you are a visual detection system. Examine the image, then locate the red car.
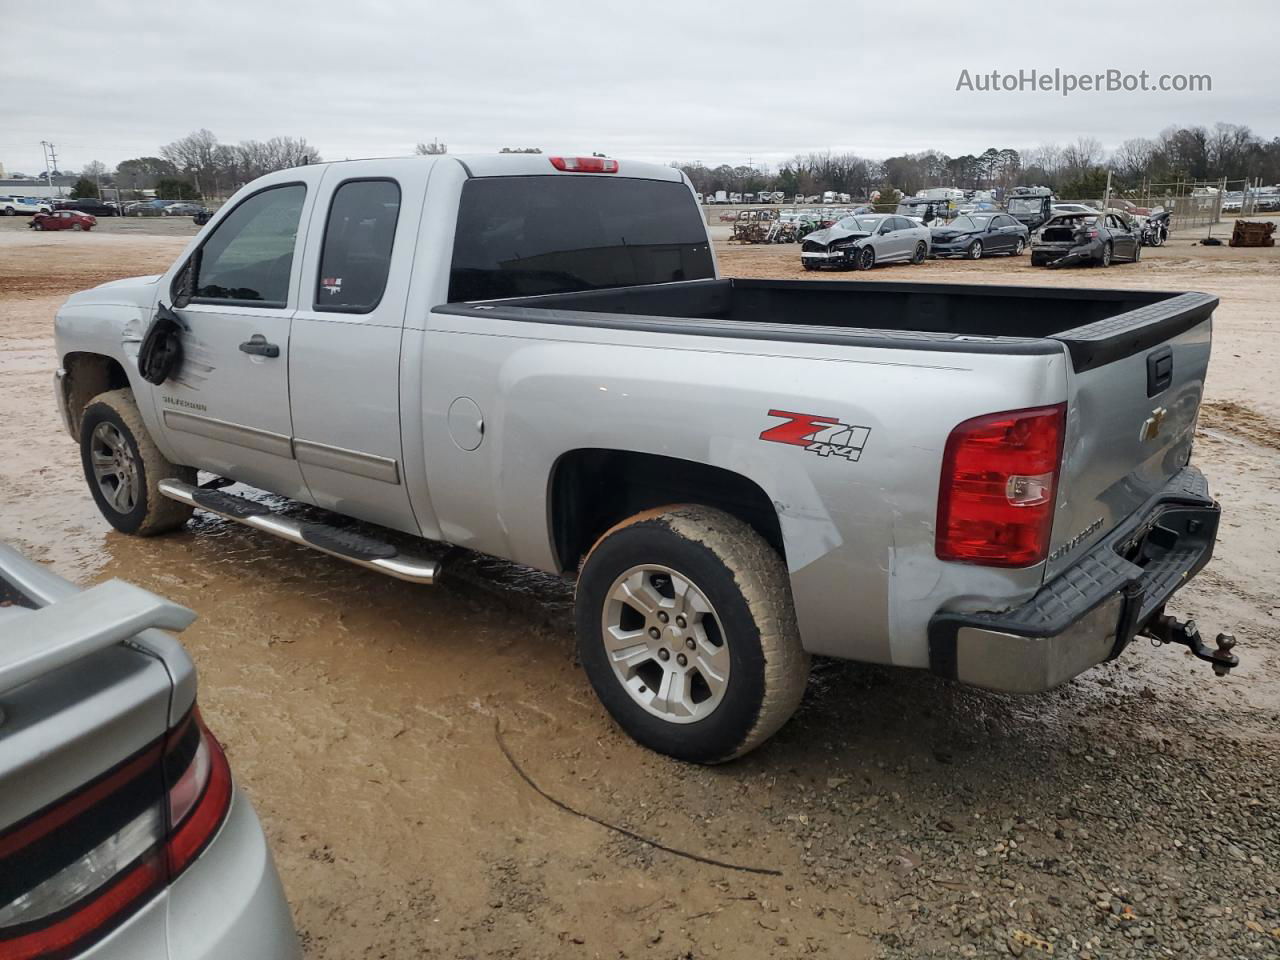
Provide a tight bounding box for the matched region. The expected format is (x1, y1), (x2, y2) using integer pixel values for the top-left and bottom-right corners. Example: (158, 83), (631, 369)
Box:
(30, 209), (96, 231)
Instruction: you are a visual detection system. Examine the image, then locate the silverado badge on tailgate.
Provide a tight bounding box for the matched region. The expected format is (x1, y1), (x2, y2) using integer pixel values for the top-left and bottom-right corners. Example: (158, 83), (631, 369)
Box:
(759, 410), (871, 462)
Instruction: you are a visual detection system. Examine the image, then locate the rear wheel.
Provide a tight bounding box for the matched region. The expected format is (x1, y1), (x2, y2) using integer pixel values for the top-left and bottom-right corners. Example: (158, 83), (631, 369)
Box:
(80, 389), (196, 536)
(575, 505), (809, 763)
(1099, 242), (1113, 267)
(3, 206), (14, 216)
(967, 240), (983, 260)
(855, 245), (876, 271)
(911, 241), (927, 264)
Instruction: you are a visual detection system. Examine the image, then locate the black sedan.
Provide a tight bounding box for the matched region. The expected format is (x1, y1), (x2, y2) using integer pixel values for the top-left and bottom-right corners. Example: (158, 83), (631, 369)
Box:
(56, 198), (119, 217)
(929, 213), (1029, 259)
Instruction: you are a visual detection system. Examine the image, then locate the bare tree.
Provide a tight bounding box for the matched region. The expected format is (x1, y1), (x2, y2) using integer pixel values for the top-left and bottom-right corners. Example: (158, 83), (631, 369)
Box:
(415, 139), (447, 155)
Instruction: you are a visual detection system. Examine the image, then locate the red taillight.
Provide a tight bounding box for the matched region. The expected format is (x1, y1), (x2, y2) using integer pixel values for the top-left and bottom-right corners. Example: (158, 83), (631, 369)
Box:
(936, 403), (1066, 567)
(549, 156), (618, 173)
(0, 708), (232, 959)
(165, 712), (232, 877)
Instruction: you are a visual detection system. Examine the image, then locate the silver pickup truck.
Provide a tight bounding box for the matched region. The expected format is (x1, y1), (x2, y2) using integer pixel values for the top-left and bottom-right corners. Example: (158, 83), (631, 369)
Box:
(51, 154), (1237, 763)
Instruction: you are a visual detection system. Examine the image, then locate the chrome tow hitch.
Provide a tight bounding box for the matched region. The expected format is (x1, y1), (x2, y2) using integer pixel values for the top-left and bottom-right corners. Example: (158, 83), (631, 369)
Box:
(1142, 611), (1239, 677)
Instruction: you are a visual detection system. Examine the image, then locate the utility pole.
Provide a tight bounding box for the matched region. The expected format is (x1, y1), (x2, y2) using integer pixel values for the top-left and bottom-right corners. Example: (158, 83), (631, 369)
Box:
(41, 141), (59, 198)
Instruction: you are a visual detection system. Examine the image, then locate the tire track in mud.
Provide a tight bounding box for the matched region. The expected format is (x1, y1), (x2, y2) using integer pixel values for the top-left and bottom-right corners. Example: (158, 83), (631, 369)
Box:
(1199, 400), (1280, 450)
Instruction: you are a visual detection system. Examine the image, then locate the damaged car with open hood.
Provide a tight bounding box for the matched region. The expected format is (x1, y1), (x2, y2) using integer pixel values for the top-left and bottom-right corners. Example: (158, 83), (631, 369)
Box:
(800, 213), (931, 271)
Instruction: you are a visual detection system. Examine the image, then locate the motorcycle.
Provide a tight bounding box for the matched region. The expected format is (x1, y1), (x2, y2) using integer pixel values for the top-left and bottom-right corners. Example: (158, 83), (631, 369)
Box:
(1142, 209), (1171, 247)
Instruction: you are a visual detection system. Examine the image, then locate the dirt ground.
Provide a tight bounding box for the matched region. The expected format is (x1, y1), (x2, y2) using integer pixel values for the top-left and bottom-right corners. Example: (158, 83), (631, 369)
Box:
(2, 217), (1278, 959)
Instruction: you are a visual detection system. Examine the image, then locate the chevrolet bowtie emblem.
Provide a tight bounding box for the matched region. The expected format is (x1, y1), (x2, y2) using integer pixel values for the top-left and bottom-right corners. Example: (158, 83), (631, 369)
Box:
(1140, 406), (1168, 442)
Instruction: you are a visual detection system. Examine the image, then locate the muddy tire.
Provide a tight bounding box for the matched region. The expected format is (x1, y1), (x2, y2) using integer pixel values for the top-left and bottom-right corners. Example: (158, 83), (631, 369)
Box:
(80, 388), (196, 536)
(575, 505), (809, 763)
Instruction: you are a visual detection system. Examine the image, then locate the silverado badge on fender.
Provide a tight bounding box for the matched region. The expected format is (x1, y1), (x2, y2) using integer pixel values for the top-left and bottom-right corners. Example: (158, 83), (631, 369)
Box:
(759, 410), (871, 462)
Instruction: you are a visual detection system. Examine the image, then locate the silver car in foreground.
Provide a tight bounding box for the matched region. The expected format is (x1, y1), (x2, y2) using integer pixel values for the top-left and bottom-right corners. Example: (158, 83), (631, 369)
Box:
(0, 543), (299, 959)
(800, 213), (931, 270)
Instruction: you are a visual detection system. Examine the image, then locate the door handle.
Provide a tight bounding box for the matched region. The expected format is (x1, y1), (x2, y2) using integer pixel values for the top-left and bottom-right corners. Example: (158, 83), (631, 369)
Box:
(239, 334), (280, 358)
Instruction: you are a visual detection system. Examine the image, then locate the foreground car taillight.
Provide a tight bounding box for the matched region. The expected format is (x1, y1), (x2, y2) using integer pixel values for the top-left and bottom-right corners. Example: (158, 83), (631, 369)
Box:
(936, 404), (1066, 567)
(0, 709), (232, 959)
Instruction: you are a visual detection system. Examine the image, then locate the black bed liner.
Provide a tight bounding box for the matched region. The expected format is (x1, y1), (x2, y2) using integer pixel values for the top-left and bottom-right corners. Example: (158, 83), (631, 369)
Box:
(438, 278), (1217, 371)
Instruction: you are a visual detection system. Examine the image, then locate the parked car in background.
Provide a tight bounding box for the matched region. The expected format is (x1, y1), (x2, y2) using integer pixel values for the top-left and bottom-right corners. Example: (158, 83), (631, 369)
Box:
(29, 209), (97, 231)
(801, 213), (931, 270)
(0, 543), (300, 958)
(1051, 203), (1096, 216)
(58, 198), (119, 217)
(164, 202), (208, 217)
(929, 213), (1029, 259)
(1031, 210), (1142, 268)
(0, 195), (53, 215)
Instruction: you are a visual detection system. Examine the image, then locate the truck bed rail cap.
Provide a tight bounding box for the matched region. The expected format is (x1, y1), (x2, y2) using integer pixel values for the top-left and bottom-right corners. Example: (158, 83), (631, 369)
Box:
(0, 580), (195, 696)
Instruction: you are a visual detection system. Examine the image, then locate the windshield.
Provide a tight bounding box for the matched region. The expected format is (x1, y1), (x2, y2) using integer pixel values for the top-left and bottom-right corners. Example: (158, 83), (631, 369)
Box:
(448, 176), (713, 302)
(1007, 198), (1044, 215)
(950, 216), (991, 231)
(835, 216), (879, 232)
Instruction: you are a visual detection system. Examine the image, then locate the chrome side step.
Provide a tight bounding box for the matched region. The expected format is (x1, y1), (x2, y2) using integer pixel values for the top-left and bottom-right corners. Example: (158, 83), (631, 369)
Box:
(158, 479), (440, 585)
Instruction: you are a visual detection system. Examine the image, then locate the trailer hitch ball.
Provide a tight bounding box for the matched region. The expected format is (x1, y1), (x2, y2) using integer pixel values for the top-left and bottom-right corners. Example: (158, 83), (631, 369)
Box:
(1142, 612), (1240, 678)
(1213, 633), (1237, 677)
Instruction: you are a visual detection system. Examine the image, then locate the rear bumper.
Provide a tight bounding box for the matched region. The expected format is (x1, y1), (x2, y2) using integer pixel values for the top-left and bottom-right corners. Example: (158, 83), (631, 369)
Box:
(928, 467), (1219, 693)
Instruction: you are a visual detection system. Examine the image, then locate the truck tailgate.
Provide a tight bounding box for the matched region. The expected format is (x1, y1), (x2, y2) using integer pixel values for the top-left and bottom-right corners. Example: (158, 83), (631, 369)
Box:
(1046, 292), (1216, 579)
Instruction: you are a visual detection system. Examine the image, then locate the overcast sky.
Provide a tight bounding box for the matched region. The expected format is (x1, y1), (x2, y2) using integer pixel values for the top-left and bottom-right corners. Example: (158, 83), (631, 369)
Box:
(2, 0), (1276, 176)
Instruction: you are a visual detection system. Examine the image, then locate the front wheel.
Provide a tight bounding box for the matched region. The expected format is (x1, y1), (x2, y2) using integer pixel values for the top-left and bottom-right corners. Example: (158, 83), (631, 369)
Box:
(72, 223), (84, 231)
(575, 506), (810, 763)
(1151, 230), (1165, 247)
(911, 241), (927, 264)
(855, 245), (876, 271)
(967, 240), (983, 260)
(1012, 237), (1026, 255)
(802, 261), (819, 271)
(80, 389), (196, 535)
(3, 207), (14, 216)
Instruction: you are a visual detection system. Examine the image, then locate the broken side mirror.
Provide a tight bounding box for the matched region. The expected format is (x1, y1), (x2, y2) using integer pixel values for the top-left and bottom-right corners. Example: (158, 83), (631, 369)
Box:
(172, 253), (198, 309)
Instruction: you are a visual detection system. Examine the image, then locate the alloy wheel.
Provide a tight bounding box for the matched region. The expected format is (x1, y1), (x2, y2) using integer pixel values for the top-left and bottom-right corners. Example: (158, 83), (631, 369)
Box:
(601, 564), (730, 723)
(89, 422), (139, 514)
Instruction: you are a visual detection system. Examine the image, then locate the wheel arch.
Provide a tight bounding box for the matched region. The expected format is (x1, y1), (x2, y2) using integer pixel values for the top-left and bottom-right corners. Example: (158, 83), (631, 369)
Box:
(60, 352), (132, 436)
(548, 448), (785, 575)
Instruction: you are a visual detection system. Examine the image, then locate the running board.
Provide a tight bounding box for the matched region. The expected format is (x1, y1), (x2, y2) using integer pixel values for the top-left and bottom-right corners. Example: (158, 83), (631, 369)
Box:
(157, 479), (440, 584)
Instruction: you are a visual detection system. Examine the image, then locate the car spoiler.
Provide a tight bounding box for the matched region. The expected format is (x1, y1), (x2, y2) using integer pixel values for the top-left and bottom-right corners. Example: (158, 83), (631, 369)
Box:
(0, 567), (195, 696)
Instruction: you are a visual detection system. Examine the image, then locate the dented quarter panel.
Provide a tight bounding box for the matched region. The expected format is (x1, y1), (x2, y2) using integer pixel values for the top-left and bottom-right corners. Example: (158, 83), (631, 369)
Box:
(419, 311), (1068, 666)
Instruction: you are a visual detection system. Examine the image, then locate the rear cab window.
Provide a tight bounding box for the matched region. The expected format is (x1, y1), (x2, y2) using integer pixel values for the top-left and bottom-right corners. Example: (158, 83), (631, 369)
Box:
(447, 176), (713, 302)
(315, 179), (401, 313)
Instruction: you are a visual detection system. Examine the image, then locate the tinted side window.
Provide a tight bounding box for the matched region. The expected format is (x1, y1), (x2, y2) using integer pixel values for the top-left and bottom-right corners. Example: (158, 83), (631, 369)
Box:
(893, 217), (913, 231)
(315, 179), (400, 313)
(194, 184), (305, 307)
(448, 176), (713, 302)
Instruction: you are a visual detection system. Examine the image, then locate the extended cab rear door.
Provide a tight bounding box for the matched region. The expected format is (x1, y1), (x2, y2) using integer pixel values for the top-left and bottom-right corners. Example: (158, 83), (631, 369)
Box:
(286, 159), (431, 534)
(151, 168), (326, 500)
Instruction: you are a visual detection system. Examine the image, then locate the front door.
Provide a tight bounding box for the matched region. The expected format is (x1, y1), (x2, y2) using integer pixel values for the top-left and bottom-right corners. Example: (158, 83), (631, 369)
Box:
(149, 179), (315, 500)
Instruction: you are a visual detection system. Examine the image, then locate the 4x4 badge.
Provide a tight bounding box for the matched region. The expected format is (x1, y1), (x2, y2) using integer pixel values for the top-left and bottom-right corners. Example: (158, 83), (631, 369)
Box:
(759, 410), (871, 462)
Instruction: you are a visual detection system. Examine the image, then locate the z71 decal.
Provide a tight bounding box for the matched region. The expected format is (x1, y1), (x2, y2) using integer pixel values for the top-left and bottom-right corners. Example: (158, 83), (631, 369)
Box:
(759, 409), (871, 462)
